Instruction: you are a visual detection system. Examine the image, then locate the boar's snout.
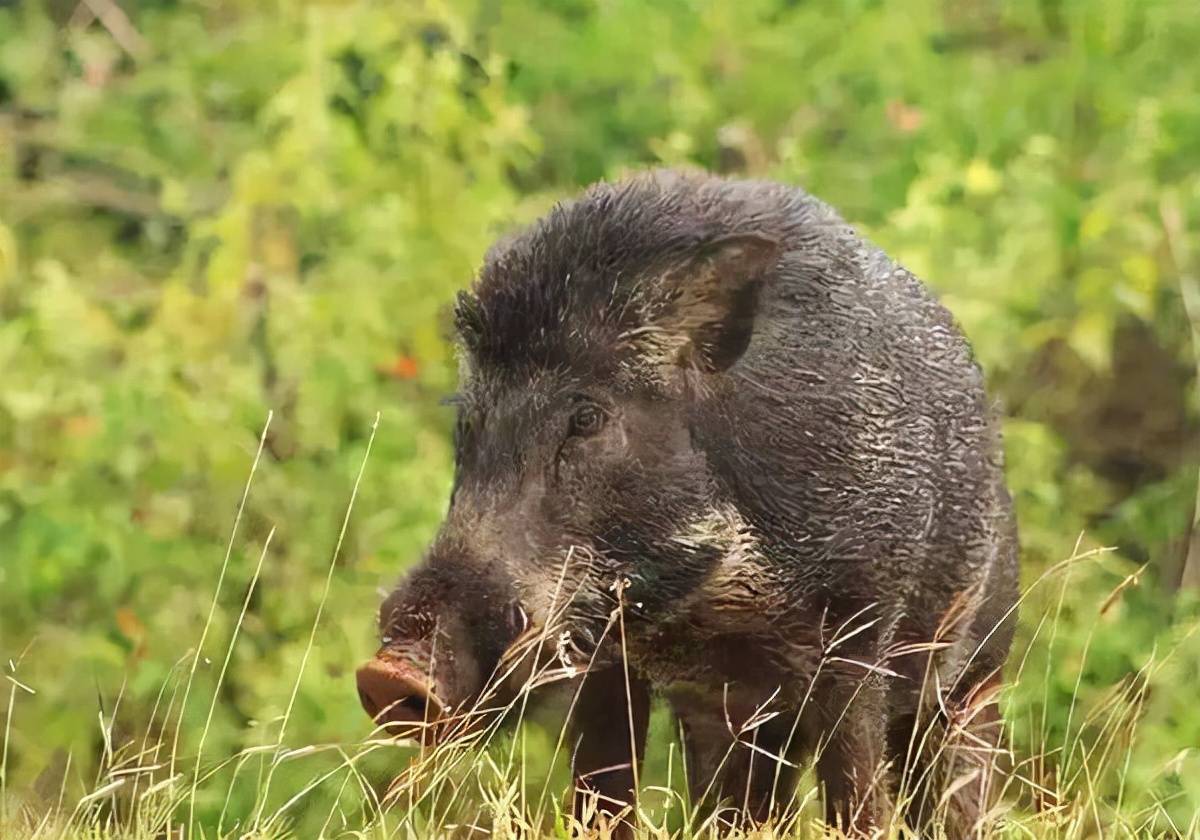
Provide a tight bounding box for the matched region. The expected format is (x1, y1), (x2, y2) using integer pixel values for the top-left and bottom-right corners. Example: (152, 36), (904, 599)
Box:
(361, 548), (533, 741)
(356, 655), (445, 738)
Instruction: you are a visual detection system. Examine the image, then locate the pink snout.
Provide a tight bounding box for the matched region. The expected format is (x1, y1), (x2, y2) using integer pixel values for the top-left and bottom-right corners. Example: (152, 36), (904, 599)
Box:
(356, 656), (444, 738)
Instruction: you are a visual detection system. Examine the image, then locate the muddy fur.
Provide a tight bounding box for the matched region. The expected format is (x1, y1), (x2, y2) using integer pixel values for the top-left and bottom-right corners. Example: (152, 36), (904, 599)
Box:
(362, 169), (1019, 837)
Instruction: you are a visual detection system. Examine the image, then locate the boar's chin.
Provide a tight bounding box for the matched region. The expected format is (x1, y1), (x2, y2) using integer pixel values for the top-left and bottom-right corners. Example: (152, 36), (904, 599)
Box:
(493, 620), (625, 703)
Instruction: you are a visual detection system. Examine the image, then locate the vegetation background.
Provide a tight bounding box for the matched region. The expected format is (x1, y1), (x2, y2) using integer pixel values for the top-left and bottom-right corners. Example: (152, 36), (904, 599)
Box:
(1, 0), (1198, 836)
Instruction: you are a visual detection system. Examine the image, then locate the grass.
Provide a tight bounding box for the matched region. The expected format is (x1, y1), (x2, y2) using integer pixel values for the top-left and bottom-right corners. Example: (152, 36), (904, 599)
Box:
(2, 432), (1198, 840)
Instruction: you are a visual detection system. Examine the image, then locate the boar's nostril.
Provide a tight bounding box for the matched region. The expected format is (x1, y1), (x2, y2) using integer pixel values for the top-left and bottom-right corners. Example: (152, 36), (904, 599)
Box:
(355, 657), (443, 735)
(396, 694), (427, 719)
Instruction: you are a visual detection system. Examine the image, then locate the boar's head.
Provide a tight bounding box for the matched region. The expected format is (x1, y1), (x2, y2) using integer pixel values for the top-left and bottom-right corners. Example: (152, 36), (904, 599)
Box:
(357, 174), (782, 741)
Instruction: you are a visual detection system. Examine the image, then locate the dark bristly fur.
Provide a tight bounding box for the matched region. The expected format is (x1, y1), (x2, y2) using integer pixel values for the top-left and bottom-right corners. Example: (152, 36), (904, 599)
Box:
(358, 169), (1019, 837)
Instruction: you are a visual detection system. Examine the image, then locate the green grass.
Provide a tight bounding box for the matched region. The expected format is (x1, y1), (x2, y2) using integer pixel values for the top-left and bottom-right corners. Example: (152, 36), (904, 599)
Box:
(3, 447), (1197, 840)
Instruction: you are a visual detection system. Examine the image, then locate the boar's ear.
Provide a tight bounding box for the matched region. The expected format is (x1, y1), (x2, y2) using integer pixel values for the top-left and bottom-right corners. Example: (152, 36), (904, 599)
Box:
(655, 232), (780, 373)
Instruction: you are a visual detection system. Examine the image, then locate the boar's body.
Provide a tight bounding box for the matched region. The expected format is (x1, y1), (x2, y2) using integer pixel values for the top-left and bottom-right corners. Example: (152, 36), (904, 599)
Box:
(360, 171), (1018, 836)
(625, 192), (1015, 687)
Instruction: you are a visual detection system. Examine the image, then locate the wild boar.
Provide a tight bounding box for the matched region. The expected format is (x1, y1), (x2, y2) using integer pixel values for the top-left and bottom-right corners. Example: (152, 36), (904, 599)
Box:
(356, 169), (1018, 836)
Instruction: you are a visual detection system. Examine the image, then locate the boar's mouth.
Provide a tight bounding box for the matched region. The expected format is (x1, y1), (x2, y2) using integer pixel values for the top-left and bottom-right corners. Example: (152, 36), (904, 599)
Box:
(356, 656), (446, 739)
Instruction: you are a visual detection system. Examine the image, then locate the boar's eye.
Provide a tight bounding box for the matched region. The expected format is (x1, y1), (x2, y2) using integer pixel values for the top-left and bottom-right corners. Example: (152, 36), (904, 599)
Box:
(504, 599), (529, 638)
(569, 403), (606, 438)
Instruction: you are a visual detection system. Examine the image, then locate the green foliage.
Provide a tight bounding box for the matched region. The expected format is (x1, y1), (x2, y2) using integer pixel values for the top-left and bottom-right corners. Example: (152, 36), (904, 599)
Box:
(0, 0), (1198, 835)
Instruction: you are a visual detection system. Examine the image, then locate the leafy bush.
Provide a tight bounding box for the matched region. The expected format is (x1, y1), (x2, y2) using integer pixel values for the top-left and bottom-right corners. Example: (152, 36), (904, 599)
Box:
(1, 0), (1197, 835)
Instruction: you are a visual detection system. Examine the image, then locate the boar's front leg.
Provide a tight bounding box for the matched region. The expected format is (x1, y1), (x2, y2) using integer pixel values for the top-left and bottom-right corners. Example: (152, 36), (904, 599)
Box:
(672, 695), (804, 825)
(815, 681), (892, 836)
(893, 670), (1007, 839)
(569, 665), (650, 834)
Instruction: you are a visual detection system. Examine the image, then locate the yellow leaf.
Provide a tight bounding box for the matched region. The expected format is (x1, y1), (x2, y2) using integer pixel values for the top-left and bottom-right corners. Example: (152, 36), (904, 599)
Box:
(160, 179), (190, 215)
(964, 158), (1002, 197)
(1080, 207), (1112, 243)
(1068, 312), (1113, 370)
(1119, 254), (1158, 319)
(0, 220), (16, 287)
